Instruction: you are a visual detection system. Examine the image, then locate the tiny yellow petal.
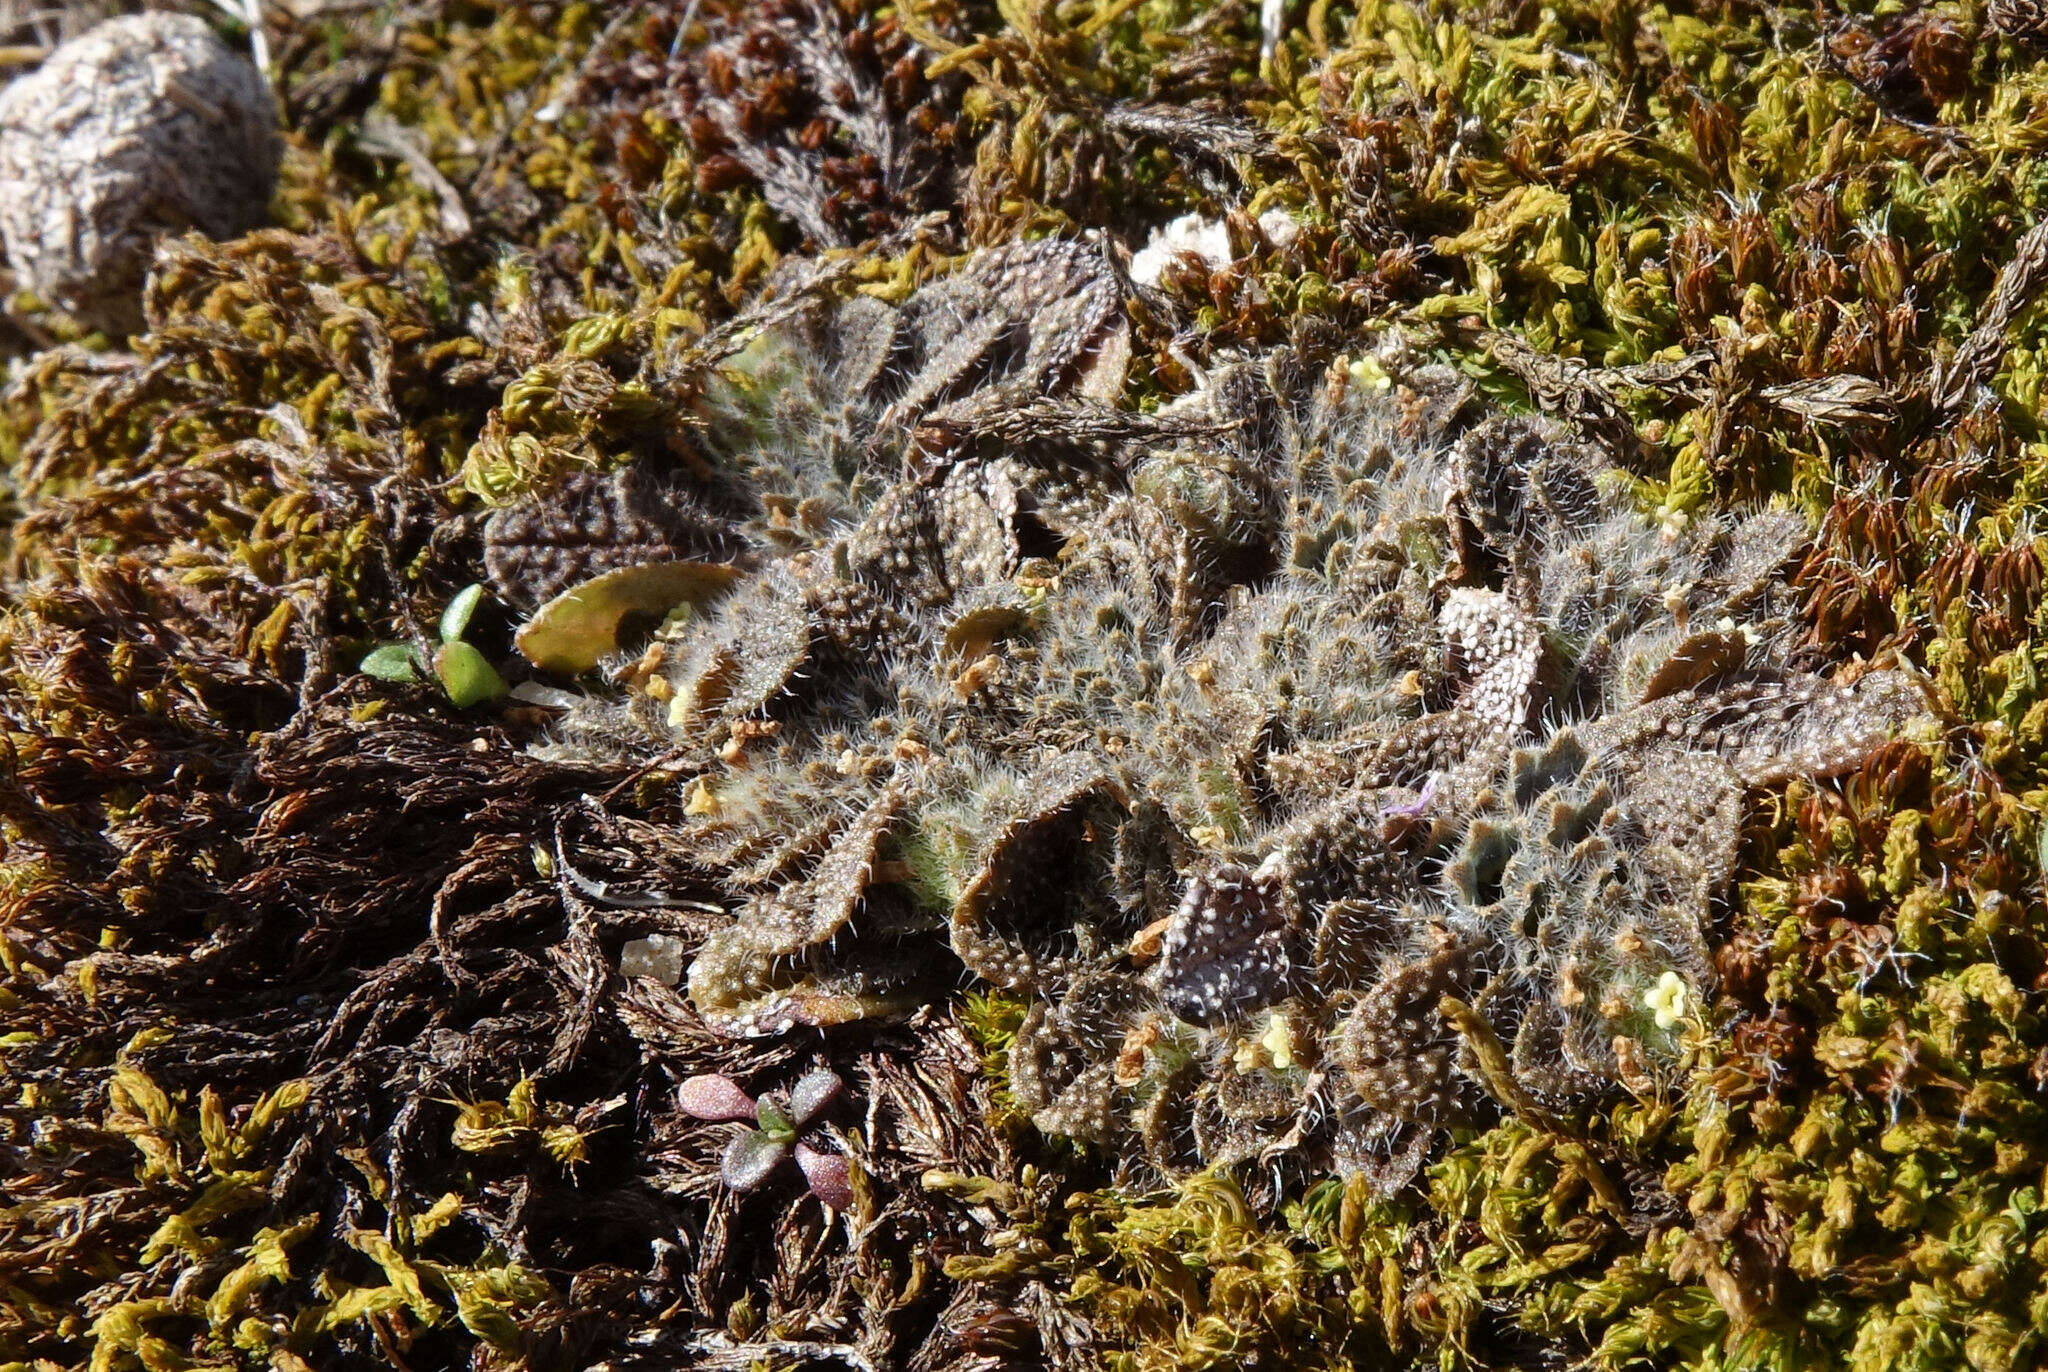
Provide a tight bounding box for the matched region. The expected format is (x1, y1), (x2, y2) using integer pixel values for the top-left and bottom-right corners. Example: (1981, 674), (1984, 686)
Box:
(1260, 1014), (1295, 1071)
(1643, 971), (1689, 1030)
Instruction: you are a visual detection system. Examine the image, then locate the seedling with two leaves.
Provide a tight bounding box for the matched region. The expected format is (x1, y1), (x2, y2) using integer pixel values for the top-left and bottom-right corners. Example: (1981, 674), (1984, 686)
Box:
(359, 584), (510, 707)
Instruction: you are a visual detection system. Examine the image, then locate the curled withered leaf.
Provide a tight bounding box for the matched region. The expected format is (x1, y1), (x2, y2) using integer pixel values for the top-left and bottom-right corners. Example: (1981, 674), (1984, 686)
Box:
(889, 237), (1129, 431)
(1607, 748), (1742, 892)
(1474, 330), (1713, 460)
(1312, 895), (1399, 991)
(1011, 971), (1151, 1145)
(1453, 415), (1602, 561)
(687, 925), (937, 1037)
(1761, 375), (1894, 426)
(1191, 1074), (1290, 1169)
(1586, 669), (1933, 789)
(1510, 992), (1614, 1104)
(745, 780), (911, 956)
(1155, 857), (1299, 1028)
(949, 757), (1132, 988)
(847, 464), (1022, 605)
(1636, 632), (1750, 703)
(1214, 1053), (1300, 1123)
(1337, 937), (1478, 1125)
(1931, 216), (2048, 416)
(661, 563), (820, 728)
(1135, 1057), (1208, 1176)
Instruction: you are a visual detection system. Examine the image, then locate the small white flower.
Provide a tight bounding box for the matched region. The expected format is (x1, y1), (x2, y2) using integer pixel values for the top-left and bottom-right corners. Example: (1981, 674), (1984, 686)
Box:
(1643, 971), (1690, 1030)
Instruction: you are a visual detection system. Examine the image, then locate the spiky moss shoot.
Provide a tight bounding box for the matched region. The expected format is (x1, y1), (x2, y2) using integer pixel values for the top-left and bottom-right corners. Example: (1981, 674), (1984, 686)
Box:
(1067, 1172), (1393, 1372)
(4, 1033), (567, 1371)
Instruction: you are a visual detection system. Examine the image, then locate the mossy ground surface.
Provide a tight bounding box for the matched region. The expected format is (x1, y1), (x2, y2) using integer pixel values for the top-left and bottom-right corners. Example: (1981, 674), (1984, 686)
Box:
(6, 0), (2048, 1369)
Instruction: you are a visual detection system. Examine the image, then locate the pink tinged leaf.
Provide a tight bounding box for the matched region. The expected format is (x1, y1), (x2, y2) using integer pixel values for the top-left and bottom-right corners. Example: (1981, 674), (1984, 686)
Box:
(721, 1130), (791, 1193)
(677, 1074), (757, 1122)
(787, 1069), (844, 1132)
(795, 1141), (854, 1210)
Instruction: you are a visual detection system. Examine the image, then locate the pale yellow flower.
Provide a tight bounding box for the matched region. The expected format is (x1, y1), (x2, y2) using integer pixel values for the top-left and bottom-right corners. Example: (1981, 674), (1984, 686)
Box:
(1644, 971), (1690, 1030)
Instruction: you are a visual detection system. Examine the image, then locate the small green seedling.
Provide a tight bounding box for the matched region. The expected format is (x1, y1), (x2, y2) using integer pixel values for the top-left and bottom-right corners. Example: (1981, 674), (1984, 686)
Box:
(359, 584), (510, 707)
